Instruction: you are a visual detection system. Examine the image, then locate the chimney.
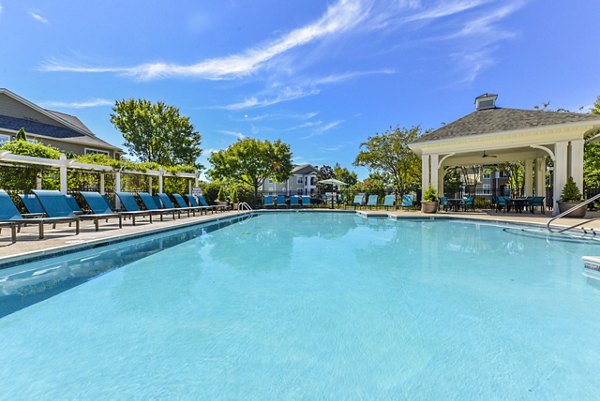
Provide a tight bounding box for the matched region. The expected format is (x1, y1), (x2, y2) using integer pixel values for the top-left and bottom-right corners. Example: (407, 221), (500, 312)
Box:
(475, 93), (498, 111)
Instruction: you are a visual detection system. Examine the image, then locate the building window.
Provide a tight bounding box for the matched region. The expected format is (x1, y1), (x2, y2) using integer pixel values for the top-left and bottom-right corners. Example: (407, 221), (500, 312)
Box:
(0, 134), (10, 145)
(297, 176), (303, 184)
(85, 148), (110, 156)
(297, 189), (303, 195)
(482, 173), (491, 179)
(482, 184), (491, 194)
(304, 177), (307, 185)
(310, 177), (316, 185)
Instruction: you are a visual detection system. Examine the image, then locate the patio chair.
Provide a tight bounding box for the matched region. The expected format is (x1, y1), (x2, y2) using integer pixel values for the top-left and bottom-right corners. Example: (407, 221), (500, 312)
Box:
(184, 194), (214, 214)
(439, 196), (449, 212)
(277, 195), (287, 209)
(172, 193), (207, 216)
(155, 193), (191, 218)
(290, 195), (300, 208)
(401, 194), (414, 210)
(0, 189), (79, 240)
(115, 192), (156, 224)
(33, 190), (122, 232)
(263, 195), (275, 208)
(137, 192), (179, 220)
(301, 195), (312, 208)
(366, 194), (379, 209)
(463, 196), (475, 211)
(81, 191), (150, 226)
(198, 194), (226, 212)
(495, 196), (510, 212)
(352, 194), (365, 209)
(65, 195), (84, 215)
(18, 194), (46, 217)
(528, 196), (545, 214)
(382, 194), (395, 210)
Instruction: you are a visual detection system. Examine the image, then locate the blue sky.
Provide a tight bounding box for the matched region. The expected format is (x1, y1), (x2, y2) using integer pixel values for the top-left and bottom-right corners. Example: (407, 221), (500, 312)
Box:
(1, 0), (599, 179)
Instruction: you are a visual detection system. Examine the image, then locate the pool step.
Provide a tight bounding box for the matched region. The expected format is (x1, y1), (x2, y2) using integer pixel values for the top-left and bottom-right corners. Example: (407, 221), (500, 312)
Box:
(583, 256), (600, 279)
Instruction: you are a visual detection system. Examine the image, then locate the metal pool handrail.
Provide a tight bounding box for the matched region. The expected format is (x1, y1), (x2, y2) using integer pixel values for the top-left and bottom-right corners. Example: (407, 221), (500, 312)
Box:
(238, 202), (253, 211)
(547, 192), (600, 234)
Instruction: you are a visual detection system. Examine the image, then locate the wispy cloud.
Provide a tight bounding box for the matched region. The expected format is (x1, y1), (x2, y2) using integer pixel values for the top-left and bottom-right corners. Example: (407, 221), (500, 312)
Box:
(0, 4), (4, 15)
(29, 10), (49, 24)
(312, 69), (395, 85)
(404, 0), (490, 23)
(41, 0), (367, 80)
(301, 119), (344, 139)
(202, 148), (220, 156)
(219, 130), (246, 140)
(40, 98), (113, 109)
(221, 87), (319, 110)
(320, 144), (345, 152)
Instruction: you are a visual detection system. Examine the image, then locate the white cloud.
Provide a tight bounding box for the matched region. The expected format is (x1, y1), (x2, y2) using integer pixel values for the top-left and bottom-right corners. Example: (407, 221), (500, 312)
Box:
(41, 0), (367, 80)
(0, 4), (4, 15)
(301, 120), (344, 139)
(219, 130), (246, 140)
(40, 98), (113, 109)
(221, 87), (319, 110)
(312, 69), (395, 85)
(404, 0), (490, 23)
(29, 10), (49, 24)
(202, 148), (220, 156)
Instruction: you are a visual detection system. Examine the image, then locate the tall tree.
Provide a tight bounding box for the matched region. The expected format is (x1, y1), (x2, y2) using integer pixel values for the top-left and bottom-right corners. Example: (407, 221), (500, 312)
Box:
(110, 99), (201, 167)
(332, 163), (358, 186)
(208, 138), (292, 205)
(354, 126), (421, 196)
(316, 165), (334, 196)
(585, 96), (600, 187)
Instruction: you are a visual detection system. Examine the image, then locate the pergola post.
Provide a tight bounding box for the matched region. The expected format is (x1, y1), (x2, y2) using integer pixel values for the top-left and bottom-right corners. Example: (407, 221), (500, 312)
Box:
(36, 173), (42, 190)
(158, 168), (164, 194)
(59, 153), (68, 194)
(535, 157), (546, 196)
(524, 160), (533, 196)
(188, 179), (192, 195)
(569, 139), (584, 191)
(99, 173), (105, 194)
(148, 176), (153, 194)
(115, 170), (121, 209)
(553, 141), (569, 215)
(421, 154), (430, 193)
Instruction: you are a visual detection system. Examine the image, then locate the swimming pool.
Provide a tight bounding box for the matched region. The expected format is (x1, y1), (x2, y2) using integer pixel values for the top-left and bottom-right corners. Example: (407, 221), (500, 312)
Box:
(1, 212), (599, 400)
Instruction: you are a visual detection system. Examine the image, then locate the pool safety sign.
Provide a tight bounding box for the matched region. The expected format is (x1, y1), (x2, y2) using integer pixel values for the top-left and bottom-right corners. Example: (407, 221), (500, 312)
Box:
(192, 187), (202, 196)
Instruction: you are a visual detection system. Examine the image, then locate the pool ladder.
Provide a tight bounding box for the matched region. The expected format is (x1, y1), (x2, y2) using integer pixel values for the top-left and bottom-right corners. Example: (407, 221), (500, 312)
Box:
(238, 202), (253, 211)
(547, 192), (600, 235)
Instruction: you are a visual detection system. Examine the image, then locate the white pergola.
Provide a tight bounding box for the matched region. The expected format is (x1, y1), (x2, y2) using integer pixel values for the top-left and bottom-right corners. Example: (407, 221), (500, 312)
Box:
(408, 95), (600, 215)
(0, 150), (199, 195)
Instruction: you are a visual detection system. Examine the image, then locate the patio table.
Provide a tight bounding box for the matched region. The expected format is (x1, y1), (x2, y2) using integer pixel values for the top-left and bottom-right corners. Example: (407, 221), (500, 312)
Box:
(447, 199), (464, 212)
(510, 198), (529, 213)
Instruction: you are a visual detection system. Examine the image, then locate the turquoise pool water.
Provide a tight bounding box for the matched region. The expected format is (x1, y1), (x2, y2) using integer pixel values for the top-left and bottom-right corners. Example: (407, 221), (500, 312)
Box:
(1, 212), (600, 400)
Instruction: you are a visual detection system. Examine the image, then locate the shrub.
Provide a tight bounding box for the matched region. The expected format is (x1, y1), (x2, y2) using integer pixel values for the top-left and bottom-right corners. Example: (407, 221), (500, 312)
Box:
(560, 176), (582, 202)
(422, 187), (438, 202)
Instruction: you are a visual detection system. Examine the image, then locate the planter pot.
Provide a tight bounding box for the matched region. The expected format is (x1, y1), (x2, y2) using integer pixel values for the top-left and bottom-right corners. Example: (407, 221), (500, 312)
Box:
(557, 201), (587, 218)
(421, 201), (439, 214)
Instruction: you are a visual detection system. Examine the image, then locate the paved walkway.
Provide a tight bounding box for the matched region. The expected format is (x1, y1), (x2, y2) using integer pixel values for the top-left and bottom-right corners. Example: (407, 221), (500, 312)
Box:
(2, 208), (599, 263)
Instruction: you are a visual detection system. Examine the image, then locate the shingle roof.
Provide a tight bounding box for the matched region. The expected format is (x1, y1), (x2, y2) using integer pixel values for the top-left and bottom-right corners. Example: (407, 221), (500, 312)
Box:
(0, 114), (82, 138)
(412, 108), (600, 143)
(292, 164), (318, 175)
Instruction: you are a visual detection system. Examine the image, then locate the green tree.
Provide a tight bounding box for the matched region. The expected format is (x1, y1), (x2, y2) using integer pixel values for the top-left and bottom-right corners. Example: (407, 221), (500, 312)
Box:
(110, 99), (201, 167)
(354, 126), (421, 196)
(0, 140), (62, 191)
(208, 138), (293, 206)
(332, 163), (358, 186)
(316, 165), (334, 196)
(585, 96), (600, 187)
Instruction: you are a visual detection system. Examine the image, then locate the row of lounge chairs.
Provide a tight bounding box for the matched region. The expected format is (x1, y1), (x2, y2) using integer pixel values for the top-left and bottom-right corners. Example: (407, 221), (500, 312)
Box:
(351, 194), (414, 210)
(0, 190), (227, 244)
(263, 195), (312, 208)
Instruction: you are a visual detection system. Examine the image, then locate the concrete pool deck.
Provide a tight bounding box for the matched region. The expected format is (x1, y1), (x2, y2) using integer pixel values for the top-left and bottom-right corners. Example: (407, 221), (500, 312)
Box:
(1, 208), (600, 263)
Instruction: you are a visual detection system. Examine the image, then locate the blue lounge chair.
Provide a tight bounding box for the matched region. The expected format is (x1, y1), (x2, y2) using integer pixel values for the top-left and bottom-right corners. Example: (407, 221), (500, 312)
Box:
(184, 194), (213, 214)
(33, 190), (122, 232)
(301, 195), (311, 208)
(172, 193), (207, 216)
(0, 189), (78, 240)
(528, 196), (545, 214)
(18, 194), (46, 217)
(290, 195), (300, 208)
(383, 194), (395, 210)
(137, 192), (179, 220)
(65, 195), (84, 215)
(352, 194), (365, 209)
(153, 193), (189, 218)
(463, 196), (475, 211)
(439, 196), (449, 211)
(401, 194), (414, 210)
(263, 195), (275, 208)
(277, 195), (287, 209)
(115, 192), (156, 223)
(366, 195), (379, 209)
(198, 194), (226, 212)
(81, 191), (150, 225)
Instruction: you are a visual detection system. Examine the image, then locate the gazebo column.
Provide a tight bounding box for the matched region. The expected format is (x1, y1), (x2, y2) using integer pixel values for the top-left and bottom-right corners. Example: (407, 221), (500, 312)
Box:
(569, 139), (584, 192)
(158, 168), (164, 194)
(524, 160), (533, 196)
(430, 154), (439, 194)
(535, 157), (546, 196)
(421, 154), (430, 192)
(553, 141), (569, 215)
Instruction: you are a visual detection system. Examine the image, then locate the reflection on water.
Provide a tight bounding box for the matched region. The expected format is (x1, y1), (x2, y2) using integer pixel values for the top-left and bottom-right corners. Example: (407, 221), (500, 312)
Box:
(0, 214), (254, 318)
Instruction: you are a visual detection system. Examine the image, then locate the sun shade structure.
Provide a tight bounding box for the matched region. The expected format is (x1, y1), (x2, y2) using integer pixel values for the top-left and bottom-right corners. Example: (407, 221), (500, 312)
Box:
(318, 178), (348, 208)
(408, 94), (600, 215)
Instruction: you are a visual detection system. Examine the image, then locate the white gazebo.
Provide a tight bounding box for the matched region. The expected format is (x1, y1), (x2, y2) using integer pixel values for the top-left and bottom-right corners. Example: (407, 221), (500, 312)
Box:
(409, 94), (600, 215)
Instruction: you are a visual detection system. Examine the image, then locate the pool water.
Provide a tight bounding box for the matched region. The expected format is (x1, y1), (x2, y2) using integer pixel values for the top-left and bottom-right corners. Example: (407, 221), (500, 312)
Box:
(1, 212), (600, 400)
